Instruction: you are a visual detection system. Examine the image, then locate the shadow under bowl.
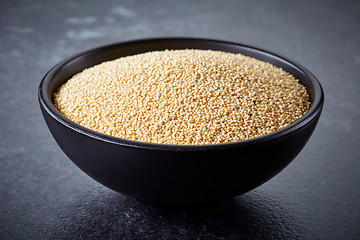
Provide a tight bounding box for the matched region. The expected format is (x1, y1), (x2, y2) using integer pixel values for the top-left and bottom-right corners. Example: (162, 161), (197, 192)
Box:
(38, 38), (324, 205)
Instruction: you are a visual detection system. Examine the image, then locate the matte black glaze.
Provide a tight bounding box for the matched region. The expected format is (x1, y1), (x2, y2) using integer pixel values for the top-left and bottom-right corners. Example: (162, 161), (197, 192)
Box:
(38, 38), (324, 205)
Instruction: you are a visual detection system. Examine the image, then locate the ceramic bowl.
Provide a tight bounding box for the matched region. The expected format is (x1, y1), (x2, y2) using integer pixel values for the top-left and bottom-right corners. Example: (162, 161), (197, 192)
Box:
(39, 38), (324, 205)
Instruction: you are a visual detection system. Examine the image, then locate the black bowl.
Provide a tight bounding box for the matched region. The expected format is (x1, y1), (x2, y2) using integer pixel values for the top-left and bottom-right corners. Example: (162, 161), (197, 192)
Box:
(39, 38), (324, 205)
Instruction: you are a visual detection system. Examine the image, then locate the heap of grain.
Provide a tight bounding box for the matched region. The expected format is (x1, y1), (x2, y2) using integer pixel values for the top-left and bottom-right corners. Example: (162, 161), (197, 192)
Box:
(53, 49), (310, 145)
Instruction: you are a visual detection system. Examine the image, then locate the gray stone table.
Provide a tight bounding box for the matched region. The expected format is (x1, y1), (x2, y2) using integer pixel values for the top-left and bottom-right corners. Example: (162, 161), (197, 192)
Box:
(1, 0), (359, 239)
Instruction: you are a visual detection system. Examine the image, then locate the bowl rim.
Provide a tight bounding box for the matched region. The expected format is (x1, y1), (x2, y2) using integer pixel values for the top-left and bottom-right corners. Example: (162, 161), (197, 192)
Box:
(39, 37), (324, 151)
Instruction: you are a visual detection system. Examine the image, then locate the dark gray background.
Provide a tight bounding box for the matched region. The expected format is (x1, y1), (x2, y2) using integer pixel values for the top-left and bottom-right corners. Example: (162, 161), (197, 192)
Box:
(1, 0), (359, 239)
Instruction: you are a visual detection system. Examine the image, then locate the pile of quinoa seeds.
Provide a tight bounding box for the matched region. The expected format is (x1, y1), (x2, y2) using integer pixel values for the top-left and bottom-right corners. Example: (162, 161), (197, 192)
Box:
(53, 49), (311, 145)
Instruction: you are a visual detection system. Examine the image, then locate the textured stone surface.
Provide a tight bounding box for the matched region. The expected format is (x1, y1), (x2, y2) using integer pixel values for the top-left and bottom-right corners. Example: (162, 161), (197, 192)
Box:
(1, 0), (359, 239)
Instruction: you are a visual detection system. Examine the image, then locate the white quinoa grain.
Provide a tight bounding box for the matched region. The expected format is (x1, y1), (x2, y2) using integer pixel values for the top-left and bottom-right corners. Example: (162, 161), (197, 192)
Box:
(53, 49), (310, 145)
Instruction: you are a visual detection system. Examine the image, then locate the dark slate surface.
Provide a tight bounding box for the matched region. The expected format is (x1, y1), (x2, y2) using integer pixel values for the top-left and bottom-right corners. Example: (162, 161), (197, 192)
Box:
(1, 0), (359, 239)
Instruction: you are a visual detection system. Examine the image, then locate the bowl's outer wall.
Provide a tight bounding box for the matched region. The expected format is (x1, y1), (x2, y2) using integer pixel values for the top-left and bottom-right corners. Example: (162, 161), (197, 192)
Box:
(41, 105), (321, 204)
(39, 38), (323, 204)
